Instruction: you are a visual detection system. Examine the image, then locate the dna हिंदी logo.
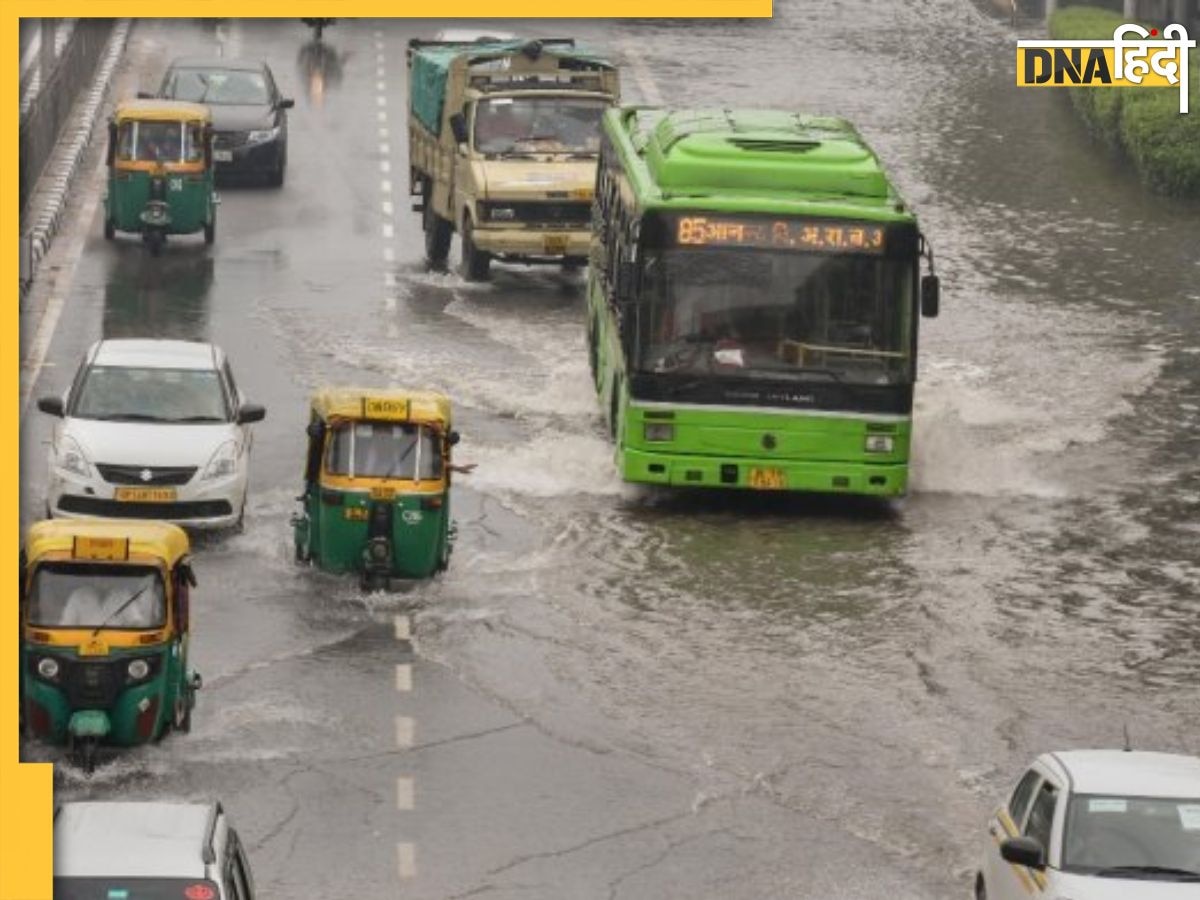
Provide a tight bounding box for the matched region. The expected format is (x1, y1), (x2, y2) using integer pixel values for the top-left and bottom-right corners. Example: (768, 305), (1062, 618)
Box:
(1017, 23), (1196, 113)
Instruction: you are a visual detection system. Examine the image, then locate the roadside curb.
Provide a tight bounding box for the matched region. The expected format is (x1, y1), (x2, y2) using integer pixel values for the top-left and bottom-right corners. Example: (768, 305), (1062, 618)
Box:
(20, 19), (131, 299)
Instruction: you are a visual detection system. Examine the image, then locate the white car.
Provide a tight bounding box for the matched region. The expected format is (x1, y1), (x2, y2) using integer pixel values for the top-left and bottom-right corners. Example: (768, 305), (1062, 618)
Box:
(38, 339), (264, 530)
(977, 750), (1200, 899)
(54, 800), (256, 899)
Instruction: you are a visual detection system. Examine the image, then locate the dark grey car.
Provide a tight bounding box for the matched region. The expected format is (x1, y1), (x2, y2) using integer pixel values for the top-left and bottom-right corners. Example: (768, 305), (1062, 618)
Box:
(156, 57), (293, 186)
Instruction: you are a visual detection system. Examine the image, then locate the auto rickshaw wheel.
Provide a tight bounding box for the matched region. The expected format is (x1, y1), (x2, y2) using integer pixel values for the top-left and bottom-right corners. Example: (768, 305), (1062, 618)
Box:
(204, 218), (215, 245)
(460, 218), (491, 282)
(146, 230), (165, 257)
(174, 694), (192, 734)
(73, 738), (99, 775)
(103, 217), (115, 241)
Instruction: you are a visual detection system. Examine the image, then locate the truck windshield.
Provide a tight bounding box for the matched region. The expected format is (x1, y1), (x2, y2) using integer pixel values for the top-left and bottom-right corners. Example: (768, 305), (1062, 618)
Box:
(474, 96), (607, 155)
(325, 422), (443, 480)
(29, 564), (166, 630)
(636, 248), (914, 386)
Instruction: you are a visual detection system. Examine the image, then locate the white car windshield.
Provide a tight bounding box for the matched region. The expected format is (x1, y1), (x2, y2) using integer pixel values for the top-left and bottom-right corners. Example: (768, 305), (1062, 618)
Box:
(1063, 794), (1200, 879)
(71, 366), (229, 423)
(29, 565), (166, 630)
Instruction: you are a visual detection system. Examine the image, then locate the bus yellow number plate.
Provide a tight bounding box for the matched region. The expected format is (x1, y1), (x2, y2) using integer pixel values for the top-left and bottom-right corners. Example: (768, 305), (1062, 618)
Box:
(72, 536), (129, 561)
(543, 235), (568, 254)
(369, 486), (396, 501)
(115, 487), (177, 502)
(748, 467), (786, 490)
(79, 637), (110, 657)
(344, 506), (369, 521)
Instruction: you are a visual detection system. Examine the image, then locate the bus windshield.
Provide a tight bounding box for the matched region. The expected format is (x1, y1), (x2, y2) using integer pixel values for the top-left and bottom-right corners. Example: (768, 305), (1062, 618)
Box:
(636, 248), (914, 386)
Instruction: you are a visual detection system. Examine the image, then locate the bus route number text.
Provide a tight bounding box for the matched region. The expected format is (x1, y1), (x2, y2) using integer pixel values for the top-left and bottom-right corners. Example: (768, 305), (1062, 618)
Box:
(676, 217), (886, 254)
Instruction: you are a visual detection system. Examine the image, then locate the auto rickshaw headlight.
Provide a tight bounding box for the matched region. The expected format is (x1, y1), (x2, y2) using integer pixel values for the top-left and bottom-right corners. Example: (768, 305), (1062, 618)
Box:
(127, 658), (151, 681)
(36, 657), (60, 681)
(201, 440), (239, 481)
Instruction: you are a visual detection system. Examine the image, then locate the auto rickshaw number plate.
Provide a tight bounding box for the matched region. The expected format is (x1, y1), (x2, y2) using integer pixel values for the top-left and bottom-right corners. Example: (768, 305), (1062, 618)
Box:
(344, 506), (369, 521)
(370, 486), (396, 501)
(72, 536), (130, 561)
(79, 637), (110, 657)
(115, 487), (177, 502)
(748, 467), (787, 490)
(543, 235), (568, 254)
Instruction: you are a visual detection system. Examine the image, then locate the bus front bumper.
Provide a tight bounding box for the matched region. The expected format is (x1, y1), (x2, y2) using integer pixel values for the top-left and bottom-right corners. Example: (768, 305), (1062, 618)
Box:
(621, 447), (909, 497)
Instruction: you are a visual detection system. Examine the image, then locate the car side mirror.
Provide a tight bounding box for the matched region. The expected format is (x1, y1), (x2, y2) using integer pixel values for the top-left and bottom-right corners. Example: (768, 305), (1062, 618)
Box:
(446, 430), (461, 447)
(236, 403), (266, 424)
(921, 274), (940, 319)
(449, 113), (468, 147)
(999, 836), (1045, 871)
(36, 396), (64, 417)
(306, 420), (324, 439)
(278, 97), (295, 110)
(180, 560), (198, 588)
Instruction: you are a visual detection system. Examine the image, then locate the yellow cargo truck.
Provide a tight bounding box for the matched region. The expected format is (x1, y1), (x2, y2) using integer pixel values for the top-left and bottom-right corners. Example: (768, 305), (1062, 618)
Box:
(407, 38), (620, 281)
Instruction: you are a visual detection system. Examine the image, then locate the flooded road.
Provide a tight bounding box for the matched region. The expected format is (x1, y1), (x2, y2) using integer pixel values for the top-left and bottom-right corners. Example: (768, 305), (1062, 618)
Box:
(19, 5), (1200, 898)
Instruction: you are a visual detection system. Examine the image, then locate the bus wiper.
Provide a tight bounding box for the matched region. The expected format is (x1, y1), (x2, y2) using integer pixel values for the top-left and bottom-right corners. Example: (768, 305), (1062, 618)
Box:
(91, 583), (151, 637)
(1095, 865), (1200, 880)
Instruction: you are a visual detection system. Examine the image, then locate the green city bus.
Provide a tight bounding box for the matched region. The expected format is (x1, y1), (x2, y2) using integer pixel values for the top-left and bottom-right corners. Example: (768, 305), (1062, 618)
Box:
(586, 108), (940, 497)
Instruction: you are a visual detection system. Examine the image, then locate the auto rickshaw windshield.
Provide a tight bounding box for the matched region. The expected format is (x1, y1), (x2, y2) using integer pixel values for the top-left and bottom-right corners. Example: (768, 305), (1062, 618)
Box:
(29, 564), (166, 630)
(117, 121), (204, 164)
(326, 422), (443, 480)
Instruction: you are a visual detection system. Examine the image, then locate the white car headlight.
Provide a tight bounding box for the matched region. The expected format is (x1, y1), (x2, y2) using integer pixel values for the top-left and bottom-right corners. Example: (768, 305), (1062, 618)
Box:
(55, 435), (92, 478)
(247, 127), (280, 143)
(201, 440), (239, 481)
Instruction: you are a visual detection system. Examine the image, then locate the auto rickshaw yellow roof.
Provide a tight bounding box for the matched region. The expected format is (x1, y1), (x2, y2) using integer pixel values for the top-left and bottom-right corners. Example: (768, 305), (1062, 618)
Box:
(310, 387), (452, 427)
(114, 99), (212, 124)
(23, 519), (191, 566)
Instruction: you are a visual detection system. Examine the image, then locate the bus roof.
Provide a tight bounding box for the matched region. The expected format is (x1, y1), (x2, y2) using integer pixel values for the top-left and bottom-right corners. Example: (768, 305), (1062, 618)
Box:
(24, 519), (191, 566)
(310, 387), (452, 427)
(114, 98), (211, 123)
(607, 107), (912, 221)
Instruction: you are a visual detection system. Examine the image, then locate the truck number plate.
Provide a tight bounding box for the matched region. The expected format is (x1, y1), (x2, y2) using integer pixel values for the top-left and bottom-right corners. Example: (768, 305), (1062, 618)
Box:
(543, 235), (568, 255)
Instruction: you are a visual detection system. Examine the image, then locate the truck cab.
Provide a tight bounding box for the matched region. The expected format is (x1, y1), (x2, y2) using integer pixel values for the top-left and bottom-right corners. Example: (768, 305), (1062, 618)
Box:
(407, 39), (619, 281)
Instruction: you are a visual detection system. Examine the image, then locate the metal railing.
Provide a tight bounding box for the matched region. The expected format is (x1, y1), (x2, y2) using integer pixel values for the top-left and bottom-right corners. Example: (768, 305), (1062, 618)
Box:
(19, 19), (114, 218)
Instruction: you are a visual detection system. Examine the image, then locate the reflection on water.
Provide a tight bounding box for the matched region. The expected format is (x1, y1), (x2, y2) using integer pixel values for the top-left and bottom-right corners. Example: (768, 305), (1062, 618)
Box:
(297, 40), (345, 110)
(102, 252), (213, 341)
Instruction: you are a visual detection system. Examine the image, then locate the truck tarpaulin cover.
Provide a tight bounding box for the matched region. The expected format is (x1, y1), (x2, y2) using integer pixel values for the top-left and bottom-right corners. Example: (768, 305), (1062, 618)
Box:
(409, 41), (610, 135)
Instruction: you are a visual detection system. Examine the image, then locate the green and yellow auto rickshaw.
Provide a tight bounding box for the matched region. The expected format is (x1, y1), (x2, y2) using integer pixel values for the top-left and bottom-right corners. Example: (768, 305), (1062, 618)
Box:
(292, 388), (460, 589)
(103, 99), (217, 255)
(19, 519), (202, 773)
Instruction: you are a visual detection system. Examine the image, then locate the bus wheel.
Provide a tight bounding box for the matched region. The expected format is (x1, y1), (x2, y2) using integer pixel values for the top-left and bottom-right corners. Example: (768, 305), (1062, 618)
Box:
(460, 217), (491, 282)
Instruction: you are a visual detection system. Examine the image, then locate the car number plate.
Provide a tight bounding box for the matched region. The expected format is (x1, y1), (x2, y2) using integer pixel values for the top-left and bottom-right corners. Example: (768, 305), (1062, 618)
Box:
(747, 467), (786, 490)
(543, 235), (568, 254)
(213, 149), (233, 162)
(114, 487), (177, 502)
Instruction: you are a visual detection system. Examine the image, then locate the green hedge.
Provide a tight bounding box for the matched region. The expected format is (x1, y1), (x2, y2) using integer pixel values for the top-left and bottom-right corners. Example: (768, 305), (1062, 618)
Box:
(1048, 6), (1200, 196)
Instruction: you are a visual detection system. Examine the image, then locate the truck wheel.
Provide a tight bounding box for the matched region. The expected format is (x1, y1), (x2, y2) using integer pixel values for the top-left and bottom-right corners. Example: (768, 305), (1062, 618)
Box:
(423, 196), (451, 270)
(460, 217), (491, 282)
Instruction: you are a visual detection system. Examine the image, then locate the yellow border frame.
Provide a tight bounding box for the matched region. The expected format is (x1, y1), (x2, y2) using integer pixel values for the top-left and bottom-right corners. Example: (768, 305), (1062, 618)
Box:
(7, 8), (770, 898)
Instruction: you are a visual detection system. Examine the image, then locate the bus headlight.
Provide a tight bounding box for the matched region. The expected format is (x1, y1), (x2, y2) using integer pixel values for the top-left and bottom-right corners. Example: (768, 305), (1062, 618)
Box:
(644, 423), (675, 442)
(865, 435), (894, 453)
